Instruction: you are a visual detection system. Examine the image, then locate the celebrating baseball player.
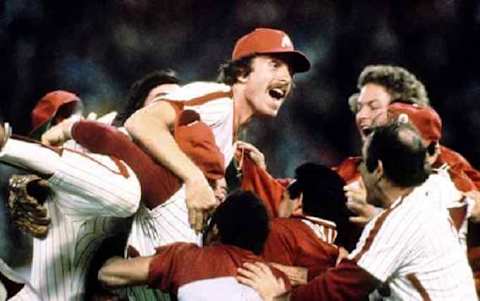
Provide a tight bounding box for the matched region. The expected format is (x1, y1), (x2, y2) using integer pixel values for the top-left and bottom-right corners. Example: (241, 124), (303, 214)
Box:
(65, 110), (225, 300)
(0, 122), (141, 300)
(124, 27), (311, 234)
(237, 121), (477, 300)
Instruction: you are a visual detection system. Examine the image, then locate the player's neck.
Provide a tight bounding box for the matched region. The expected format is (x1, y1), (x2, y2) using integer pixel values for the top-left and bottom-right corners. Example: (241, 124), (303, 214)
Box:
(231, 84), (254, 132)
(381, 183), (414, 208)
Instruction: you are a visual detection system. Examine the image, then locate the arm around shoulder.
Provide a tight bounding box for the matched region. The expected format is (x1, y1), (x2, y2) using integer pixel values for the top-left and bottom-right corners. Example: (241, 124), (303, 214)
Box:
(98, 256), (153, 288)
(125, 101), (217, 232)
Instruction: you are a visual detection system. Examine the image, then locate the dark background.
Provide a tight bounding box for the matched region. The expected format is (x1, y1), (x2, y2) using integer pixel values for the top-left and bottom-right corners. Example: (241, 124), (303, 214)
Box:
(1, 0), (480, 266)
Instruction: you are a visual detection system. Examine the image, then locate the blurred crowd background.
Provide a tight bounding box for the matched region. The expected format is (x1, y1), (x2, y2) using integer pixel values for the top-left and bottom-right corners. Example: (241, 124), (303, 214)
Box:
(1, 0), (480, 267)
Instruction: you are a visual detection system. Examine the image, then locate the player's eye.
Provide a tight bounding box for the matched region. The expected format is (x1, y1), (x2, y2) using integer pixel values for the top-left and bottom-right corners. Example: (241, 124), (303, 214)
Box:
(369, 100), (382, 111)
(270, 59), (282, 69)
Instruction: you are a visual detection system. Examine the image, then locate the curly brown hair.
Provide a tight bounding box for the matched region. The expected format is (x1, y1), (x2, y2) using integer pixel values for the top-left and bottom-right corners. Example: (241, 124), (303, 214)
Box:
(350, 65), (429, 113)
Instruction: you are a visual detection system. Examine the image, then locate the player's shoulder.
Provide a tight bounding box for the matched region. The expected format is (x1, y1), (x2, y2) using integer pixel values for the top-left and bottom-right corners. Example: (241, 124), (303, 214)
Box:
(272, 217), (300, 228)
(439, 145), (472, 168)
(156, 242), (200, 256)
(166, 82), (232, 102)
(271, 218), (310, 237)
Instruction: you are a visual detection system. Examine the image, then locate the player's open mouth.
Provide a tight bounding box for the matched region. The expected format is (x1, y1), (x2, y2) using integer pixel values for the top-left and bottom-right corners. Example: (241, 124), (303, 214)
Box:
(361, 127), (373, 136)
(268, 87), (286, 100)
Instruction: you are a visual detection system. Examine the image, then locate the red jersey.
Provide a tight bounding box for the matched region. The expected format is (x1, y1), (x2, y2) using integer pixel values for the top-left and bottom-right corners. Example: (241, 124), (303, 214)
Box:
(262, 218), (339, 280)
(148, 243), (289, 300)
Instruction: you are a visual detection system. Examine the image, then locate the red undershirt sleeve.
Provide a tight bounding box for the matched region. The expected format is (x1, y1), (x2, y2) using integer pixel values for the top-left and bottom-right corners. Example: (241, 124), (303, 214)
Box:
(291, 259), (380, 301)
(71, 120), (181, 208)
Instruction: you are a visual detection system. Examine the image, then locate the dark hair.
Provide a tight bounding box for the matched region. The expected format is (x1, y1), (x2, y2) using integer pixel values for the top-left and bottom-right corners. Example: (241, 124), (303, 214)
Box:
(206, 190), (269, 254)
(426, 141), (437, 156)
(112, 69), (180, 126)
(366, 122), (430, 187)
(288, 163), (357, 251)
(350, 65), (429, 113)
(217, 56), (254, 86)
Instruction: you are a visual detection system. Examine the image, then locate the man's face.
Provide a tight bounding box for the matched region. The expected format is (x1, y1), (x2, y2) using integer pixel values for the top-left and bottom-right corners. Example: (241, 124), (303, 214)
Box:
(355, 83), (392, 141)
(143, 83), (180, 107)
(278, 189), (302, 218)
(242, 55), (293, 117)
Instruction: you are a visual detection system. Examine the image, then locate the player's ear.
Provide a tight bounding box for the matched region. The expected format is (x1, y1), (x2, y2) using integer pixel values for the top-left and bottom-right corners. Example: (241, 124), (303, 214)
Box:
(237, 74), (249, 84)
(374, 160), (384, 180)
(292, 193), (303, 215)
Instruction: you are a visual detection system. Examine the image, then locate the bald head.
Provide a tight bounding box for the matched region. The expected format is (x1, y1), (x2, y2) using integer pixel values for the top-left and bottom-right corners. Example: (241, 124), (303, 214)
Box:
(364, 122), (430, 188)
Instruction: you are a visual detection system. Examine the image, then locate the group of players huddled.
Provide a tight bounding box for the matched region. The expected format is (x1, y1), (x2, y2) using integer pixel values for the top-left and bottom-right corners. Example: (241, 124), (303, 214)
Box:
(1, 27), (479, 301)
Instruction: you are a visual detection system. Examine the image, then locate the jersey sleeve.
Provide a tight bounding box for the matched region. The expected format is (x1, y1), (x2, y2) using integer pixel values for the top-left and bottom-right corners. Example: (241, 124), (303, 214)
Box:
(48, 149), (141, 219)
(240, 156), (285, 218)
(262, 220), (296, 266)
(148, 243), (197, 293)
(291, 259), (380, 301)
(71, 120), (182, 209)
(0, 136), (141, 219)
(439, 146), (480, 192)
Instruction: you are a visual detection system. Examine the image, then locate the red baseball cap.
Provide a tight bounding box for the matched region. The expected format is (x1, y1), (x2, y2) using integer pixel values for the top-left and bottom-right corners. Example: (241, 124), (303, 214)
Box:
(388, 102), (442, 143)
(31, 90), (81, 135)
(232, 28), (311, 73)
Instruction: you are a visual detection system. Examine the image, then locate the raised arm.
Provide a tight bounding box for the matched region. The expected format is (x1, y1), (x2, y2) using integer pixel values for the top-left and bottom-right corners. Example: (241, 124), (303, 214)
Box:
(124, 101), (217, 232)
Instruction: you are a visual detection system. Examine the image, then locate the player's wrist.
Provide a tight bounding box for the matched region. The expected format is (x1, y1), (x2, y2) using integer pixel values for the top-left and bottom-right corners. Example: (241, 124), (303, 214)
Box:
(64, 115), (81, 140)
(185, 171), (208, 186)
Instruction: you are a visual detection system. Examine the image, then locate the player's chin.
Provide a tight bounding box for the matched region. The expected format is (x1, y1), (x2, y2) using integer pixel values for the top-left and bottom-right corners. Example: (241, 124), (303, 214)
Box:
(265, 103), (282, 117)
(260, 109), (279, 118)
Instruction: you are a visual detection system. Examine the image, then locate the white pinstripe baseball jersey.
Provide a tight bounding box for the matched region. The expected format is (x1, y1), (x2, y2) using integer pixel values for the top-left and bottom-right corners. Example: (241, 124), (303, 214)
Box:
(349, 173), (477, 300)
(1, 138), (141, 301)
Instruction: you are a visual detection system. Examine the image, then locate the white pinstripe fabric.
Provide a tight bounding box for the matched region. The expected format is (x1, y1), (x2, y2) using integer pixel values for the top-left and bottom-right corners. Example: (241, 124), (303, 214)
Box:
(1, 138), (141, 301)
(349, 173), (477, 300)
(127, 186), (200, 256)
(125, 186), (201, 301)
(301, 217), (337, 244)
